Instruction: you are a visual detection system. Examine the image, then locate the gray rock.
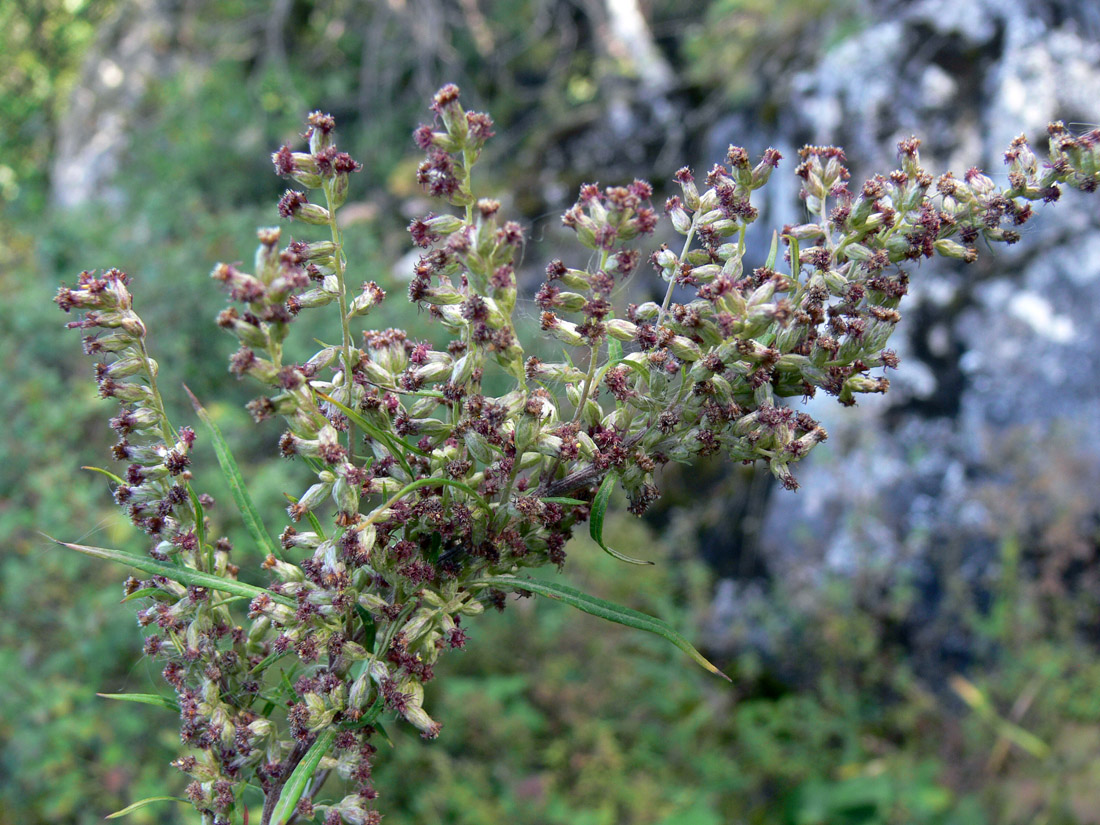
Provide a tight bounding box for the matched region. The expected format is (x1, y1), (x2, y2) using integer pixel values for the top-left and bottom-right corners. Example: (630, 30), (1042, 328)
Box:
(699, 0), (1100, 674)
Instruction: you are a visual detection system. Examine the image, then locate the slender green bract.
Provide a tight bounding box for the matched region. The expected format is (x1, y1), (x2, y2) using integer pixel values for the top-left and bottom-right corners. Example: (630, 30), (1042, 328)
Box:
(97, 692), (180, 712)
(764, 229), (780, 270)
(477, 575), (730, 681)
(185, 386), (282, 560)
(268, 729), (337, 825)
(590, 472), (653, 565)
(120, 586), (160, 603)
(607, 337), (624, 366)
(49, 538), (297, 608)
(315, 389), (429, 459)
(186, 481), (208, 555)
(81, 465), (125, 484)
(105, 797), (188, 819)
(364, 476), (493, 525)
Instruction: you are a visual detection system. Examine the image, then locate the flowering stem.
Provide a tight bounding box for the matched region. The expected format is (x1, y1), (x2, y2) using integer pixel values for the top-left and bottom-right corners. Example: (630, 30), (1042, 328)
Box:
(574, 249), (611, 419)
(658, 223), (696, 326)
(137, 339), (176, 450)
(323, 183), (357, 452)
(534, 250), (613, 498)
(260, 737), (311, 825)
(463, 148), (476, 223)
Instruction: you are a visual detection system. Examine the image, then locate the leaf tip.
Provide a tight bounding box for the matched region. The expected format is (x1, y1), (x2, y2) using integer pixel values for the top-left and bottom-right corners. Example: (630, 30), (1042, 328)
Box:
(182, 383), (202, 412)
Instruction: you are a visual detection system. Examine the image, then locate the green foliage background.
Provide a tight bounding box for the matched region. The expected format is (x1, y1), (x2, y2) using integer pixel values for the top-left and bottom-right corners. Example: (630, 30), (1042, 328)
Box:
(3, 1), (1100, 823)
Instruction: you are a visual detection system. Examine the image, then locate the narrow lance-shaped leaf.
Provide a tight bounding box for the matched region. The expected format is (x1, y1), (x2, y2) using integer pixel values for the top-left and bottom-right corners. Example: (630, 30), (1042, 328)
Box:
(764, 229), (780, 270)
(268, 729), (337, 825)
(590, 471), (653, 565)
(784, 234), (800, 282)
(48, 538), (296, 608)
(284, 492), (328, 539)
(950, 675), (1050, 758)
(186, 481), (208, 564)
(97, 692), (180, 712)
(314, 389), (428, 458)
(106, 797), (189, 819)
(82, 465), (125, 485)
(477, 575), (730, 682)
(120, 586), (162, 603)
(184, 385), (282, 560)
(607, 336), (624, 366)
(363, 476), (494, 525)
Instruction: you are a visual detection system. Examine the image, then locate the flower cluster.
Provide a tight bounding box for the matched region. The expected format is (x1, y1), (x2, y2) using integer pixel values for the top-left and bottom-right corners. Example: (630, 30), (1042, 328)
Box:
(57, 87), (1100, 824)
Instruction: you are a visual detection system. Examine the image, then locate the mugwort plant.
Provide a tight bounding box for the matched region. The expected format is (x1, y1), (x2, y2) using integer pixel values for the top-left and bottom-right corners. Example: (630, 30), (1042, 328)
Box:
(55, 85), (1100, 823)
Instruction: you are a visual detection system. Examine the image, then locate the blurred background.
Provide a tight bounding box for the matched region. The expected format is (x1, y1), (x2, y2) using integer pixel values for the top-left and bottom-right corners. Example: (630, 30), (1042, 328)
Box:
(3, 0), (1100, 822)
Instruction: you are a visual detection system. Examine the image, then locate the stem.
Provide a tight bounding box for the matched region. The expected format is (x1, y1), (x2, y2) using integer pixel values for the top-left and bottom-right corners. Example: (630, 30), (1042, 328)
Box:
(570, 248), (610, 427)
(537, 248), (611, 494)
(324, 184), (357, 452)
(543, 431), (646, 498)
(138, 339), (177, 449)
(818, 188), (834, 256)
(358, 477), (493, 529)
(657, 223), (696, 326)
(260, 737), (310, 825)
(573, 342), (600, 424)
(462, 147), (476, 223)
(138, 339), (211, 569)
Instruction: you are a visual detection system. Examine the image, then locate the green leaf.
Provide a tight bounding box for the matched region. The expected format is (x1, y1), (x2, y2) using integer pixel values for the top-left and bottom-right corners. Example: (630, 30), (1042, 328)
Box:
(365, 477), (493, 524)
(590, 472), (653, 565)
(541, 497), (588, 506)
(97, 693), (180, 712)
(373, 720), (395, 748)
(48, 538), (296, 608)
(478, 575), (730, 682)
(268, 729), (337, 825)
(81, 465), (125, 485)
(784, 234), (800, 281)
(607, 336), (624, 366)
(120, 587), (164, 603)
(314, 390), (428, 458)
(427, 531), (443, 563)
(283, 492), (328, 539)
(342, 693), (385, 730)
(106, 797), (189, 819)
(185, 386), (282, 560)
(950, 675), (1050, 758)
(355, 604), (377, 652)
(764, 230), (779, 270)
(249, 649), (290, 677)
(185, 482), (208, 561)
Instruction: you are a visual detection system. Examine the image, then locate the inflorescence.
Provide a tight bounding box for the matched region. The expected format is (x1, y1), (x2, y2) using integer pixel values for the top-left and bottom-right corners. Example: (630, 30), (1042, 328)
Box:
(56, 86), (1100, 824)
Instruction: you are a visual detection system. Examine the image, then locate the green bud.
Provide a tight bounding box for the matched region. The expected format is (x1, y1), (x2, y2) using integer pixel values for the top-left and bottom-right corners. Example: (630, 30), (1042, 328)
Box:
(575, 431), (598, 459)
(933, 238), (978, 261)
(328, 172), (349, 209)
(556, 291), (588, 312)
(605, 318), (637, 341)
(546, 319), (585, 347)
(669, 204), (692, 233)
(293, 203), (331, 225)
(560, 269), (591, 290)
(332, 476), (359, 513)
(464, 430), (495, 464)
(669, 335), (702, 361)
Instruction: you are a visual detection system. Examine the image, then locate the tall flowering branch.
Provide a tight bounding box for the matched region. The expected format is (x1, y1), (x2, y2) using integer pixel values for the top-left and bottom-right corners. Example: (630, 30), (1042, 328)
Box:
(55, 86), (1100, 824)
